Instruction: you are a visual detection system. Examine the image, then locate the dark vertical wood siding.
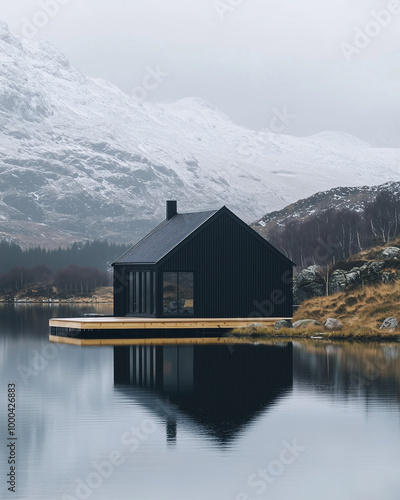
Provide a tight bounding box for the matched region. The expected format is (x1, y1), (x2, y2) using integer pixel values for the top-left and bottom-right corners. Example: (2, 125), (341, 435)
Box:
(113, 265), (156, 317)
(113, 266), (126, 316)
(157, 211), (293, 318)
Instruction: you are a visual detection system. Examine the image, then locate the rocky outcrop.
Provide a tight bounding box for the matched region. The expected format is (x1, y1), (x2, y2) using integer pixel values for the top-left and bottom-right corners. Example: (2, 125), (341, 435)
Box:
(329, 270), (347, 294)
(381, 247), (400, 259)
(329, 261), (390, 294)
(294, 261), (397, 303)
(293, 266), (325, 304)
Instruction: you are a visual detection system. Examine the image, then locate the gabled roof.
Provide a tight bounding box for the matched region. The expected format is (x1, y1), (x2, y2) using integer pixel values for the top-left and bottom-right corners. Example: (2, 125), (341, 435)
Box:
(113, 210), (218, 264)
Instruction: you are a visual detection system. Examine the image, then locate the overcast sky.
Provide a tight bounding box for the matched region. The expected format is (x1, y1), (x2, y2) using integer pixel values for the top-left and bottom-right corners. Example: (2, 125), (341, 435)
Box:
(2, 0), (400, 145)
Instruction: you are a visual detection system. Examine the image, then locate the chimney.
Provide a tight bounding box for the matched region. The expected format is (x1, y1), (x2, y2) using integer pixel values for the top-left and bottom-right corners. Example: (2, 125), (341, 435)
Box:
(166, 200), (177, 220)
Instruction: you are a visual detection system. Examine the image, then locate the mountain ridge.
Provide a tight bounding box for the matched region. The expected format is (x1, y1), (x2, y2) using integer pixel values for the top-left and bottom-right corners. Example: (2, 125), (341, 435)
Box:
(252, 181), (400, 237)
(0, 21), (399, 247)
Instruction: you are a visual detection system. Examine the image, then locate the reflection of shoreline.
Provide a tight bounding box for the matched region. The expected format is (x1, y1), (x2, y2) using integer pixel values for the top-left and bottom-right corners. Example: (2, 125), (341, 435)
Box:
(0, 300), (113, 304)
(232, 330), (400, 342)
(0, 303), (114, 339)
(294, 340), (400, 403)
(0, 287), (113, 304)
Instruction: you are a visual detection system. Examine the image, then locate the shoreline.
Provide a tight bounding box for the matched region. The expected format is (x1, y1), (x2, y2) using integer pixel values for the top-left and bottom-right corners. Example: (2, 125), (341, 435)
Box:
(230, 329), (400, 343)
(0, 299), (113, 304)
(2, 300), (398, 341)
(0, 286), (113, 304)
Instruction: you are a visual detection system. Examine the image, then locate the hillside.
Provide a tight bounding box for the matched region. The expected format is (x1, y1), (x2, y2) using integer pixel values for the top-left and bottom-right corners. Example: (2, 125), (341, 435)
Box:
(234, 240), (400, 340)
(0, 21), (399, 248)
(252, 181), (400, 237)
(293, 281), (400, 334)
(252, 182), (400, 272)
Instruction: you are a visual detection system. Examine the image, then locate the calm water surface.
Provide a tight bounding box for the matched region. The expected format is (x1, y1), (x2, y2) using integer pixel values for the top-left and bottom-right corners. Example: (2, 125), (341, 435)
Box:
(1, 305), (399, 500)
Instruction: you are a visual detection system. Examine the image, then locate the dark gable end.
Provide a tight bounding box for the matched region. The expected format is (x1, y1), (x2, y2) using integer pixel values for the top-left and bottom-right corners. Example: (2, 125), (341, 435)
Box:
(156, 206), (295, 268)
(113, 205), (294, 267)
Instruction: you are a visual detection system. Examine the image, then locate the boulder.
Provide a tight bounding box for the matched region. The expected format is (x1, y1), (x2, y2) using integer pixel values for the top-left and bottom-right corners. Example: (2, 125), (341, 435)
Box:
(329, 270), (347, 294)
(244, 322), (267, 333)
(380, 317), (398, 330)
(292, 319), (320, 329)
(381, 247), (400, 260)
(381, 272), (393, 283)
(359, 261), (385, 284)
(345, 268), (362, 286)
(294, 266), (325, 303)
(275, 319), (292, 330)
(295, 266), (320, 287)
(324, 317), (343, 331)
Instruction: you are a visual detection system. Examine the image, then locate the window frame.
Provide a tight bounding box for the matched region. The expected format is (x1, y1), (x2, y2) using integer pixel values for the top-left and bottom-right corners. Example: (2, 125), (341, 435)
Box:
(162, 271), (195, 317)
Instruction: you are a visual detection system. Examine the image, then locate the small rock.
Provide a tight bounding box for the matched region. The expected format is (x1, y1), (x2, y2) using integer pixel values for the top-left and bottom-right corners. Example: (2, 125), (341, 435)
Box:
(292, 319), (320, 329)
(324, 317), (343, 331)
(380, 317), (398, 331)
(275, 319), (292, 330)
(245, 322), (266, 333)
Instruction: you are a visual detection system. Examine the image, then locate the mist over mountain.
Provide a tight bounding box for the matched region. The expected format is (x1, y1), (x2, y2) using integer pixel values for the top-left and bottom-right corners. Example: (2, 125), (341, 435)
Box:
(0, 21), (399, 248)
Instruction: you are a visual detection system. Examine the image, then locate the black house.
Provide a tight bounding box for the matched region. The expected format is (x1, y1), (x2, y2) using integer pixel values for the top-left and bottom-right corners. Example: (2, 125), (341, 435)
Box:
(112, 201), (294, 318)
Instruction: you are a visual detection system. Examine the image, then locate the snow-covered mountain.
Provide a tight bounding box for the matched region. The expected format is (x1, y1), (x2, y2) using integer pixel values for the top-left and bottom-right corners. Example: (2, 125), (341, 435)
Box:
(0, 21), (399, 247)
(252, 181), (400, 238)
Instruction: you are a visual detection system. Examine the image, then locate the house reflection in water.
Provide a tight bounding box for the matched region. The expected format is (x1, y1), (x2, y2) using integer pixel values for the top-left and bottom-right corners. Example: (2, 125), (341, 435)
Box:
(113, 343), (293, 444)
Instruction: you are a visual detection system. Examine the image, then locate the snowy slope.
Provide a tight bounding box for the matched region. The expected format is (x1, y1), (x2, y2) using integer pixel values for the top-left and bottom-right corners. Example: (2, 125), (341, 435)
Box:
(253, 181), (400, 238)
(0, 21), (399, 247)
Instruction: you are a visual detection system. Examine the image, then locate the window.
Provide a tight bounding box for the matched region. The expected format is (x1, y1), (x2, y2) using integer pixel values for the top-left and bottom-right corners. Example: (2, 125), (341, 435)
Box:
(163, 272), (194, 316)
(128, 271), (155, 315)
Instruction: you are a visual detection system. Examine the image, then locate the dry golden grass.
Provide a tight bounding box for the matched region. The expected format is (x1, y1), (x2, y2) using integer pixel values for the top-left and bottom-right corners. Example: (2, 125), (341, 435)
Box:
(232, 279), (400, 341)
(338, 237), (400, 263)
(231, 324), (399, 341)
(294, 281), (400, 330)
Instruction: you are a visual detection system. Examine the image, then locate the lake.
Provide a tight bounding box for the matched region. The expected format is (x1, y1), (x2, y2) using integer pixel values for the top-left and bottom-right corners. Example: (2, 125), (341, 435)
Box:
(1, 304), (399, 500)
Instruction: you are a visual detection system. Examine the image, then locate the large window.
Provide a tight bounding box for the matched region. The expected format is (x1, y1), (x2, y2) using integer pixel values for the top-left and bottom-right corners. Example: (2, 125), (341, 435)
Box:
(128, 271), (155, 315)
(163, 272), (194, 316)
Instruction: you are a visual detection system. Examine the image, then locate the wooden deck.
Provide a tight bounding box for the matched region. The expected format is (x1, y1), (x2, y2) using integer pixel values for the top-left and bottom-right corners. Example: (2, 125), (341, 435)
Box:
(49, 316), (291, 346)
(49, 316), (288, 330)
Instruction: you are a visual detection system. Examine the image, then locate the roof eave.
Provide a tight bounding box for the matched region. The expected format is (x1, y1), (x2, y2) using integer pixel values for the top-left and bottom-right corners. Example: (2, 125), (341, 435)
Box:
(113, 261), (157, 266)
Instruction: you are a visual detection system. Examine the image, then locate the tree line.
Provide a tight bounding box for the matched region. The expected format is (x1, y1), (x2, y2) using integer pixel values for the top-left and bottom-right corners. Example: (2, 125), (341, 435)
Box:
(0, 239), (130, 274)
(267, 190), (400, 270)
(0, 265), (110, 295)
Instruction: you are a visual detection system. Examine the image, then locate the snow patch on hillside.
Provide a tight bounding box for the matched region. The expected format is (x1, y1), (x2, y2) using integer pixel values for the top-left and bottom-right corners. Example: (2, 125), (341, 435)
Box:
(0, 21), (399, 246)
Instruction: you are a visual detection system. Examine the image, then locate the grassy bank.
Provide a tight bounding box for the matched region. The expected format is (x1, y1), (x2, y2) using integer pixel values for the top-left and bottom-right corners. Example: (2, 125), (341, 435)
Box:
(232, 280), (400, 341)
(231, 325), (400, 342)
